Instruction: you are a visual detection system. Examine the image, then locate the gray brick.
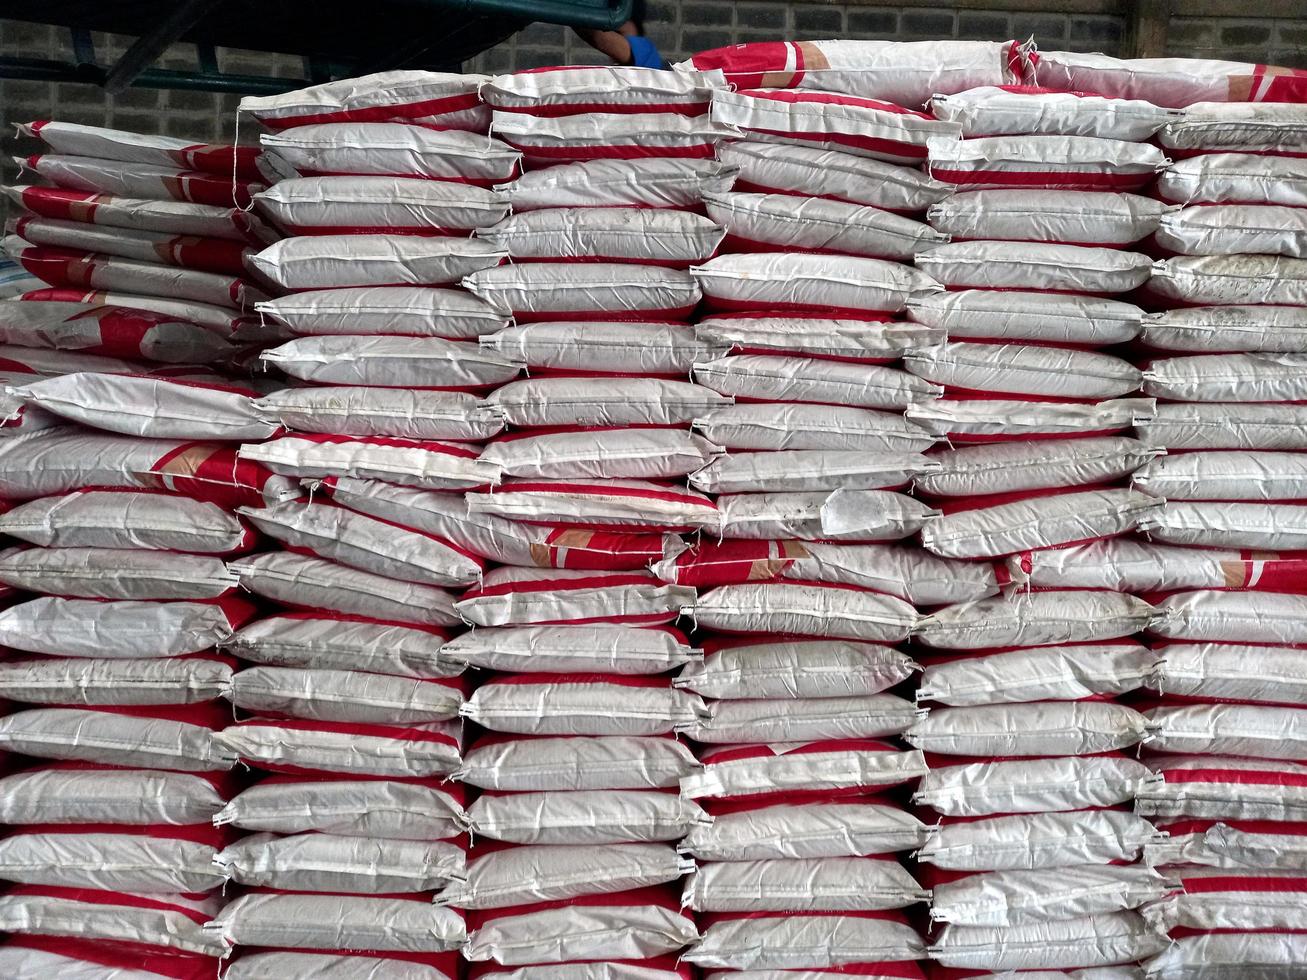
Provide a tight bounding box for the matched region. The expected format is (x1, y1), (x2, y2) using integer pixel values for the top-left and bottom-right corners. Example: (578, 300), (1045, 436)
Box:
(1221, 23), (1272, 46)
(848, 10), (898, 35)
(792, 6), (844, 34)
(111, 86), (164, 110)
(1070, 16), (1123, 45)
(1011, 15), (1067, 41)
(516, 22), (568, 47)
(686, 3), (734, 27)
(1268, 47), (1307, 69)
(645, 1), (681, 25)
(1168, 19), (1219, 47)
(514, 47), (568, 69)
(158, 42), (196, 70)
(109, 110), (166, 133)
(901, 10), (957, 38)
(1277, 24), (1307, 48)
(0, 19), (54, 56)
(1, 79), (52, 105)
(958, 12), (1011, 39)
(679, 28), (734, 53)
(736, 4), (787, 30)
(478, 46), (515, 73)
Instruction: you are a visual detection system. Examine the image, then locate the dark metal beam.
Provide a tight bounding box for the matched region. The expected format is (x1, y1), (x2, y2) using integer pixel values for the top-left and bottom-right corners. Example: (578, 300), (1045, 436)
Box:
(102, 0), (215, 95)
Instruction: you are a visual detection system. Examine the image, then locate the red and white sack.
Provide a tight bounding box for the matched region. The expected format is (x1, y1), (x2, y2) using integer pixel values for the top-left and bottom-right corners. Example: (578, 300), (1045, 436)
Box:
(215, 776), (464, 840)
(1147, 702), (1307, 761)
(906, 397), (1155, 444)
(1148, 255), (1307, 306)
(1141, 305), (1307, 354)
(687, 693), (918, 744)
(500, 157), (737, 211)
(927, 189), (1172, 246)
(1134, 450), (1307, 500)
(19, 120), (256, 177)
(0, 489), (251, 553)
(683, 909), (925, 971)
(455, 567), (693, 627)
(914, 241), (1153, 294)
(475, 207), (724, 265)
(439, 624), (697, 675)
(1156, 204), (1307, 258)
(21, 286), (267, 342)
(254, 175), (509, 235)
(922, 809), (1149, 868)
(656, 539), (994, 605)
(19, 152), (264, 209)
(920, 488), (1161, 560)
(238, 500), (482, 587)
(710, 88), (960, 165)
(678, 38), (1021, 104)
(0, 299), (234, 363)
(4, 240), (266, 309)
(483, 320), (707, 375)
(1031, 49), (1307, 108)
(490, 110), (726, 166)
(906, 701), (1151, 758)
(714, 488), (936, 541)
(1157, 151), (1307, 206)
(0, 826), (225, 894)
(241, 433), (499, 490)
(1143, 353), (1307, 403)
(916, 590), (1156, 650)
(717, 137), (950, 211)
(440, 843), (689, 909)
(225, 613), (455, 678)
(241, 69), (488, 130)
(1, 938), (220, 977)
(681, 798), (928, 861)
(1138, 754), (1307, 822)
(247, 234), (505, 290)
(907, 288), (1144, 345)
(1150, 642), (1307, 706)
(230, 667), (462, 725)
(230, 553), (460, 628)
(1151, 589), (1307, 644)
(674, 638), (915, 700)
(1138, 402), (1307, 451)
(463, 262), (701, 321)
(930, 85), (1178, 140)
(3, 184), (272, 242)
(680, 739), (927, 803)
(931, 865), (1169, 927)
(1144, 932), (1307, 980)
(1160, 101), (1307, 155)
(215, 717), (461, 777)
(9, 215), (249, 277)
(926, 134), (1168, 191)
(488, 377), (729, 428)
(0, 887), (223, 956)
(0, 546), (237, 601)
(460, 675), (704, 737)
(256, 386), (502, 441)
(920, 437), (1158, 498)
(689, 450), (937, 494)
(468, 789), (707, 845)
(464, 889), (699, 966)
(696, 314), (938, 362)
(694, 354), (939, 409)
(459, 734), (699, 792)
(0, 706), (233, 771)
(1144, 817), (1307, 870)
(478, 428), (720, 481)
(692, 580), (917, 642)
(928, 912), (1167, 971)
(0, 766), (227, 826)
(704, 191), (944, 260)
(905, 342), (1141, 399)
(467, 477), (718, 532)
(0, 595), (251, 657)
(684, 854), (927, 912)
(0, 655), (231, 706)
(214, 830), (464, 893)
(261, 335), (520, 388)
(205, 891), (466, 952)
(13, 373), (274, 441)
(259, 122), (519, 182)
(694, 403), (936, 452)
(918, 641), (1156, 707)
(1142, 868), (1307, 935)
(257, 284), (509, 339)
(914, 756), (1157, 817)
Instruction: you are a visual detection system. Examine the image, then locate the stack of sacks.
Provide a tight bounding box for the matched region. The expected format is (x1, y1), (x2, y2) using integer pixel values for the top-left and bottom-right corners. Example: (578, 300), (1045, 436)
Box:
(4, 120), (282, 347)
(1119, 100), (1307, 979)
(0, 341), (292, 974)
(446, 65), (733, 980)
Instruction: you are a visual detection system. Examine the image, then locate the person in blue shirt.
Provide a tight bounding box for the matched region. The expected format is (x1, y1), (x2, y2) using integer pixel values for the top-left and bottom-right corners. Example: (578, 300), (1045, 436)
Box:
(573, 0), (668, 69)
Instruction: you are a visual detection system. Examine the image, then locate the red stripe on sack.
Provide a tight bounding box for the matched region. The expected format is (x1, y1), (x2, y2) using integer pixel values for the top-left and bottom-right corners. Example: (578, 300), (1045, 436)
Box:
(462, 571), (659, 598)
(3, 885), (212, 923)
(1177, 873), (1307, 893)
(491, 101), (710, 118)
(1164, 766), (1307, 789)
(486, 480), (712, 507)
(699, 738), (903, 764)
(293, 167), (512, 188)
(466, 883), (684, 925)
(746, 127), (926, 160)
(479, 672), (674, 688)
(258, 93), (484, 130)
(930, 167), (1154, 190)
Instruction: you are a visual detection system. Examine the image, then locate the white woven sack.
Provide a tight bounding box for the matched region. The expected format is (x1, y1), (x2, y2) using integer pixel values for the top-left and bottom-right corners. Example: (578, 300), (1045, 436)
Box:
(0, 945), (204, 979)
(1137, 402), (1307, 450)
(468, 789), (708, 845)
(1144, 819), (1307, 871)
(916, 590), (1156, 649)
(1138, 755), (1307, 823)
(930, 86), (1177, 140)
(483, 320), (708, 374)
(490, 110), (728, 164)
(460, 677), (706, 736)
(681, 799), (928, 862)
(439, 625), (697, 675)
(914, 241), (1153, 293)
(906, 701), (1151, 757)
(906, 289), (1145, 344)
(214, 779), (465, 839)
(260, 334), (521, 388)
(1149, 255), (1307, 305)
(905, 342), (1141, 399)
(500, 157), (737, 210)
(926, 134), (1168, 190)
(463, 262), (701, 320)
(918, 642), (1157, 707)
(259, 122), (518, 180)
(456, 567), (693, 627)
(0, 296), (235, 362)
(0, 490), (249, 552)
(1141, 304), (1307, 353)
(694, 315), (940, 361)
(224, 614), (454, 678)
(673, 639), (916, 700)
(1157, 203), (1307, 258)
(214, 831), (465, 893)
(683, 856), (927, 912)
(1150, 643), (1307, 706)
(690, 449), (937, 494)
(694, 403), (936, 452)
(241, 433), (500, 491)
(0, 889), (222, 956)
(464, 900), (699, 966)
(0, 830), (222, 894)
(256, 386), (502, 441)
(918, 810), (1161, 872)
(0, 546), (236, 601)
(1144, 932), (1307, 980)
(1150, 589), (1307, 644)
(248, 234), (505, 290)
(694, 355), (939, 410)
(489, 377), (730, 428)
(932, 865), (1170, 927)
(0, 656), (231, 706)
(231, 667), (462, 725)
(224, 952), (455, 980)
(468, 477), (719, 531)
(914, 756), (1156, 818)
(693, 581), (917, 642)
(257, 285), (510, 338)
(680, 740), (927, 802)
(213, 719), (461, 778)
(254, 175), (508, 233)
(0, 767), (225, 825)
(0, 596), (242, 658)
(479, 428), (721, 481)
(691, 252), (941, 314)
(0, 707), (232, 771)
(919, 437), (1158, 498)
(928, 912), (1167, 971)
(1146, 703), (1307, 761)
(683, 912), (925, 971)
(909, 397), (1156, 443)
(475, 207), (724, 264)
(687, 694), (920, 744)
(927, 189), (1171, 245)
(458, 735), (700, 792)
(715, 489), (938, 542)
(1143, 352), (1307, 402)
(1157, 151), (1307, 206)
(1161, 101), (1307, 153)
(1134, 450), (1307, 500)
